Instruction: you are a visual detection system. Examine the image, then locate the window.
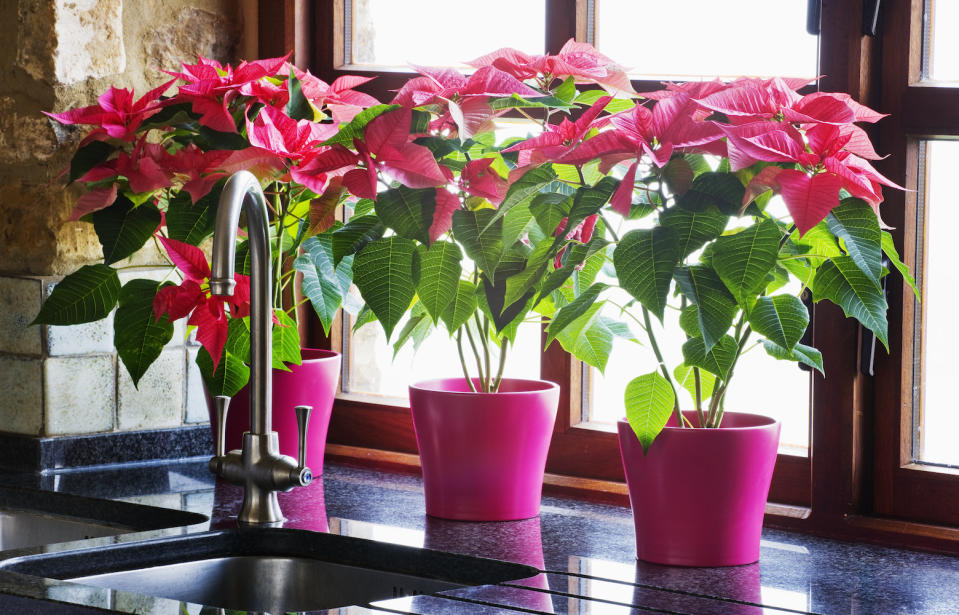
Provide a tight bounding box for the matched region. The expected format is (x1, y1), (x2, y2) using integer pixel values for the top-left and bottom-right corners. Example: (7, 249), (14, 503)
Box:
(259, 0), (959, 552)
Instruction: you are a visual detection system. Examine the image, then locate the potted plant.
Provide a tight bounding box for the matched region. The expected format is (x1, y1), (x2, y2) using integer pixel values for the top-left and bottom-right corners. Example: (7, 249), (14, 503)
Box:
(33, 54), (377, 475)
(292, 40), (638, 520)
(544, 77), (914, 565)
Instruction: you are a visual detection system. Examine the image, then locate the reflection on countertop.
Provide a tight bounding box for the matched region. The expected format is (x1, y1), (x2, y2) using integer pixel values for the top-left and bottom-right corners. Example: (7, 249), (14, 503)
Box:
(0, 459), (958, 614)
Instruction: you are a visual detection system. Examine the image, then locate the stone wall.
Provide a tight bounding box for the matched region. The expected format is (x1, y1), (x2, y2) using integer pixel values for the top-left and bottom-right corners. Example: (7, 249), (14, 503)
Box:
(0, 0), (246, 440)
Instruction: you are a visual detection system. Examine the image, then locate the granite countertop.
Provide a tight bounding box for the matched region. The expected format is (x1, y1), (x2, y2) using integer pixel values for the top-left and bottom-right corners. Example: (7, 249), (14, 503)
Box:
(0, 459), (958, 614)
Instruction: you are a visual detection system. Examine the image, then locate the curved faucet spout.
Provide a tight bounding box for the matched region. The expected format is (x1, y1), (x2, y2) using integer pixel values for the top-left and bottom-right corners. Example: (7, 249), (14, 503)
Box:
(209, 170), (273, 436)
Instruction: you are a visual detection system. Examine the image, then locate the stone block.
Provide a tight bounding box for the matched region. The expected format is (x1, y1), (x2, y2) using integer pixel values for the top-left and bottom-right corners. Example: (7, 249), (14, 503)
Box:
(45, 276), (114, 355)
(0, 275), (44, 356)
(118, 348), (185, 431)
(0, 97), (61, 165)
(0, 356), (43, 435)
(185, 346), (209, 424)
(43, 354), (115, 435)
(145, 7), (238, 76)
(17, 0), (125, 85)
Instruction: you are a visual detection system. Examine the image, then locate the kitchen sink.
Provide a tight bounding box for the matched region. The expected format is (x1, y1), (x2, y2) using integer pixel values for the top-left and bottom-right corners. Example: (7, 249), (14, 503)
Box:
(0, 486), (207, 551)
(0, 527), (539, 612)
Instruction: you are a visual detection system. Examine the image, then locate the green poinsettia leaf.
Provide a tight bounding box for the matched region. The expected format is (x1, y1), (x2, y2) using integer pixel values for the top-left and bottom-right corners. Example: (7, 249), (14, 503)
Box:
(673, 363), (716, 404)
(114, 279), (174, 387)
(452, 208), (504, 276)
(441, 280), (479, 335)
(660, 205), (728, 259)
(763, 340), (824, 375)
(271, 309), (302, 371)
(529, 192), (572, 237)
(294, 234), (354, 336)
(196, 347), (249, 398)
(624, 371), (676, 454)
(417, 241), (463, 324)
(504, 239), (551, 308)
(681, 335), (739, 380)
(92, 196), (161, 265)
(558, 177), (618, 249)
(673, 265), (738, 352)
(748, 294), (809, 351)
(375, 186), (434, 244)
(712, 219), (781, 309)
(166, 186), (220, 245)
(546, 283), (608, 346)
(613, 227), (680, 322)
(332, 214), (386, 265)
(286, 71), (318, 121)
(352, 237), (418, 340)
(827, 198), (882, 284)
(813, 255), (888, 350)
(881, 231), (920, 301)
(32, 264), (121, 326)
(677, 172), (746, 215)
(69, 140), (114, 184)
(321, 104), (401, 147)
(484, 165), (558, 230)
(553, 303), (613, 372)
(393, 306), (432, 358)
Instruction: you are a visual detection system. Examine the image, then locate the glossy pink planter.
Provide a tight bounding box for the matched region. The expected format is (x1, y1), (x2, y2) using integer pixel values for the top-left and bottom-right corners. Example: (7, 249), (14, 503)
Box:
(617, 411), (781, 566)
(210, 348), (340, 477)
(409, 378), (559, 521)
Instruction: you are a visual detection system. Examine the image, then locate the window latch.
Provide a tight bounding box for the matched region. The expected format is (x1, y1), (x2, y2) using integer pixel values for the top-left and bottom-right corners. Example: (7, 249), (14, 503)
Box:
(806, 0), (821, 36)
(863, 0), (882, 37)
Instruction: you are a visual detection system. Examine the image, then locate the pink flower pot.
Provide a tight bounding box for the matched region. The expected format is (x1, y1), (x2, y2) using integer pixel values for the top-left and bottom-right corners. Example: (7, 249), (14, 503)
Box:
(617, 411), (781, 566)
(209, 348), (341, 477)
(409, 378), (559, 521)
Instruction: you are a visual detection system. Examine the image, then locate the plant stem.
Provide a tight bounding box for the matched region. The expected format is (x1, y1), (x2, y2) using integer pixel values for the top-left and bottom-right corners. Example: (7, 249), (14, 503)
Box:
(476, 314), (492, 392)
(456, 330), (478, 392)
(463, 321), (486, 391)
(492, 336), (509, 393)
(642, 307), (682, 425)
(600, 212), (620, 242)
(706, 319), (753, 427)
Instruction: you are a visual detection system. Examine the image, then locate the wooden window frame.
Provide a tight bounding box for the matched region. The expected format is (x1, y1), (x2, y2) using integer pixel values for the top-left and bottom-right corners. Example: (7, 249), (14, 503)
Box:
(256, 0), (959, 554)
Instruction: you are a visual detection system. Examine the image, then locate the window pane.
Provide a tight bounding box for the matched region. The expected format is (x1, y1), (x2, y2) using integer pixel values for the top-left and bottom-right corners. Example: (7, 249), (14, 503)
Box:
(350, 0), (545, 67)
(915, 140), (959, 466)
(585, 196), (810, 454)
(596, 0), (818, 80)
(923, 0), (959, 81)
(343, 316), (541, 402)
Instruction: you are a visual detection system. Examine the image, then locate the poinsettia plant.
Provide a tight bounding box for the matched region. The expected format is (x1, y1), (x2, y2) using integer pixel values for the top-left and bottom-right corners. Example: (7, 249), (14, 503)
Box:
(33, 54), (373, 396)
(34, 40), (915, 429)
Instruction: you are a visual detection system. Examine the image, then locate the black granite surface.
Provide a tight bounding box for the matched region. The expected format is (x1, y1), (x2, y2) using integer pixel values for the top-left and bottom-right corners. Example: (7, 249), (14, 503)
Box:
(0, 427), (213, 472)
(0, 460), (957, 614)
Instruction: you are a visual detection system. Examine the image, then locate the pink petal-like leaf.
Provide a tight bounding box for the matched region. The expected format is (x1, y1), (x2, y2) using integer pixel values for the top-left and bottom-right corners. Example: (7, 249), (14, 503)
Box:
(364, 106), (411, 153)
(159, 236), (211, 282)
(430, 189), (461, 241)
(153, 279), (204, 322)
(447, 97), (494, 140)
(189, 298), (228, 371)
(609, 161), (638, 216)
(70, 185), (117, 221)
(777, 170), (842, 235)
(380, 143), (449, 189)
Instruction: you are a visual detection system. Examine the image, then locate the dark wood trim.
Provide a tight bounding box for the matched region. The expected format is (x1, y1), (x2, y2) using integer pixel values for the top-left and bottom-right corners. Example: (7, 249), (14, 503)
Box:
(268, 0), (959, 548)
(257, 0), (296, 61)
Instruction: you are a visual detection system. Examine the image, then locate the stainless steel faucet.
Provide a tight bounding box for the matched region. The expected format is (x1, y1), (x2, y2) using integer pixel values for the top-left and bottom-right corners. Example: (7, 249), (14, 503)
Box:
(207, 170), (312, 525)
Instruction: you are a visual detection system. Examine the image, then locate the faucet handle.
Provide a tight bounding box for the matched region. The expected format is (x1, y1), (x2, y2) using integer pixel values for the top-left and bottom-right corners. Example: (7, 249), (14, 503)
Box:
(291, 405), (313, 486)
(213, 396), (231, 458)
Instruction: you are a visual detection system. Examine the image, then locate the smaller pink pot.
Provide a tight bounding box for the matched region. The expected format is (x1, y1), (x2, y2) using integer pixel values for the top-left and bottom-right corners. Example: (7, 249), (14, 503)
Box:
(409, 378), (559, 521)
(617, 411), (780, 566)
(210, 348), (340, 477)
